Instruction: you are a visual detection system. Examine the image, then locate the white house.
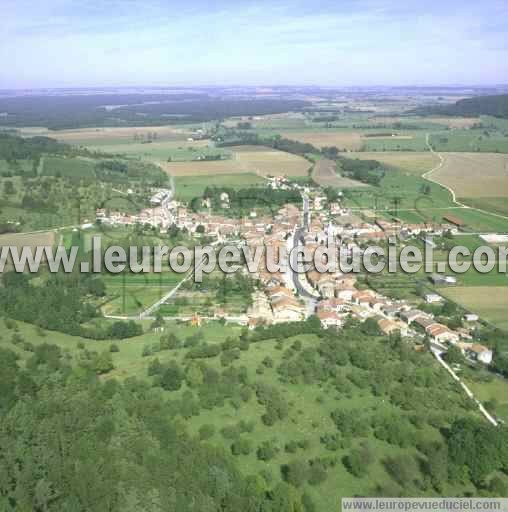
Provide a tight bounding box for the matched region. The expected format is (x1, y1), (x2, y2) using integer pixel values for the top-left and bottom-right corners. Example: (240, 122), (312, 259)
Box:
(425, 293), (443, 304)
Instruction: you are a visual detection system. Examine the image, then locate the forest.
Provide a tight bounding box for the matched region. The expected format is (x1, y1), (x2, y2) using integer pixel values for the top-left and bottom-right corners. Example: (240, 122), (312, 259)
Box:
(0, 95), (309, 129)
(414, 94), (508, 118)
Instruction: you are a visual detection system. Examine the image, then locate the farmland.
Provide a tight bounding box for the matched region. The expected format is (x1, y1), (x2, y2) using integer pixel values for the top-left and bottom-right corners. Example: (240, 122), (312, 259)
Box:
(348, 151), (440, 175)
(0, 230), (56, 251)
(279, 130), (364, 150)
(46, 125), (199, 145)
(174, 173), (264, 200)
(431, 152), (508, 199)
(161, 145), (311, 178)
(230, 145), (311, 176)
(441, 286), (508, 331)
(313, 158), (368, 188)
(41, 155), (96, 179)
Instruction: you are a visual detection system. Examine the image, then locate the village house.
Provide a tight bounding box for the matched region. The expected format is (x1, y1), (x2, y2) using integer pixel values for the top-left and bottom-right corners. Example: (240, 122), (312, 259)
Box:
(413, 316), (437, 331)
(426, 323), (459, 344)
(317, 310), (344, 328)
(316, 298), (348, 314)
(467, 344), (493, 365)
(425, 293), (443, 304)
(247, 291), (274, 325)
(400, 309), (426, 325)
(272, 298), (305, 323)
(377, 318), (408, 336)
(381, 304), (400, 318)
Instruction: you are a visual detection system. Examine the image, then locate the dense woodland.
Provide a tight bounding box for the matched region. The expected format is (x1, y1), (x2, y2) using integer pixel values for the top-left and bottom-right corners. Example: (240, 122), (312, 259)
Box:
(0, 95), (309, 129)
(0, 271), (143, 340)
(414, 94), (508, 118)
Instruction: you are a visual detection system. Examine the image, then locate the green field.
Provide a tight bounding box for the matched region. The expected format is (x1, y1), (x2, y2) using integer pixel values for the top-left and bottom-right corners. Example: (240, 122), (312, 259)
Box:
(461, 197), (508, 217)
(41, 155), (96, 179)
(88, 140), (232, 162)
(430, 131), (508, 153)
(342, 166), (452, 212)
(441, 286), (508, 331)
(102, 270), (184, 315)
(174, 172), (264, 200)
(0, 158), (34, 175)
(465, 375), (508, 423)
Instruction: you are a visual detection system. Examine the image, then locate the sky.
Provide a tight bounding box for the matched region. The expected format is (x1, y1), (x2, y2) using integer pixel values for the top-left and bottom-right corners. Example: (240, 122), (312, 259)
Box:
(1, 0), (508, 88)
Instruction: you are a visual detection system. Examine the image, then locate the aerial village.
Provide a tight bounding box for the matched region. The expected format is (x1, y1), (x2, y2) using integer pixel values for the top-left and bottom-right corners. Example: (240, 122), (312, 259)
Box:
(95, 176), (493, 367)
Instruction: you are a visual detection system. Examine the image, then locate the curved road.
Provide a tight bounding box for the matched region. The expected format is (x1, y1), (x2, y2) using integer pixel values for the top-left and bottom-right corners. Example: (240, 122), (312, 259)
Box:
(423, 134), (508, 222)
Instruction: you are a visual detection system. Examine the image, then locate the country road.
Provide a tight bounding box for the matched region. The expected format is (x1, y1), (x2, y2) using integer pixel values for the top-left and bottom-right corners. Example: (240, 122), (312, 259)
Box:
(423, 133), (508, 222)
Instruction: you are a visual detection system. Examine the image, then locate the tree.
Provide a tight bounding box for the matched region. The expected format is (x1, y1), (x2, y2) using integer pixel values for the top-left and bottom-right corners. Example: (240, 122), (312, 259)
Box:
(160, 362), (184, 391)
(3, 180), (15, 195)
(282, 459), (309, 488)
(489, 476), (507, 496)
(257, 440), (279, 461)
(384, 454), (420, 488)
(344, 443), (374, 477)
(308, 461), (328, 486)
(92, 351), (114, 374)
(444, 345), (464, 365)
(231, 438), (252, 456)
(199, 424), (215, 441)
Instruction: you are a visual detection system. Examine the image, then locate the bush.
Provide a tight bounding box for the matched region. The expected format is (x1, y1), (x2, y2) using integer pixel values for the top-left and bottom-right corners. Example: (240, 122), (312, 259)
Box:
(231, 438), (252, 456)
(257, 440), (279, 461)
(109, 343), (120, 353)
(282, 459), (309, 488)
(198, 424), (215, 441)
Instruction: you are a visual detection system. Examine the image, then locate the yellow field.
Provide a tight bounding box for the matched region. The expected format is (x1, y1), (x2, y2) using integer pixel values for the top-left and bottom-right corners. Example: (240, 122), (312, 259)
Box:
(280, 130), (364, 150)
(159, 159), (244, 176)
(0, 230), (56, 249)
(0, 230), (56, 268)
(312, 158), (367, 188)
(442, 286), (508, 330)
(432, 152), (508, 198)
(48, 125), (192, 145)
(230, 145), (310, 176)
(161, 145), (311, 177)
(348, 151), (439, 175)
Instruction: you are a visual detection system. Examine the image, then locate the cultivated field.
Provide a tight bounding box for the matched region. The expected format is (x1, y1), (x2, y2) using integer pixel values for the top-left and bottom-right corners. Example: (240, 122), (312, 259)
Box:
(312, 158), (368, 188)
(0, 230), (56, 250)
(161, 145), (311, 177)
(348, 151), (439, 175)
(174, 173), (264, 201)
(160, 159), (248, 176)
(280, 130), (364, 150)
(51, 125), (193, 145)
(0, 230), (56, 268)
(368, 116), (480, 129)
(431, 152), (508, 198)
(441, 286), (508, 331)
(230, 145), (311, 176)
